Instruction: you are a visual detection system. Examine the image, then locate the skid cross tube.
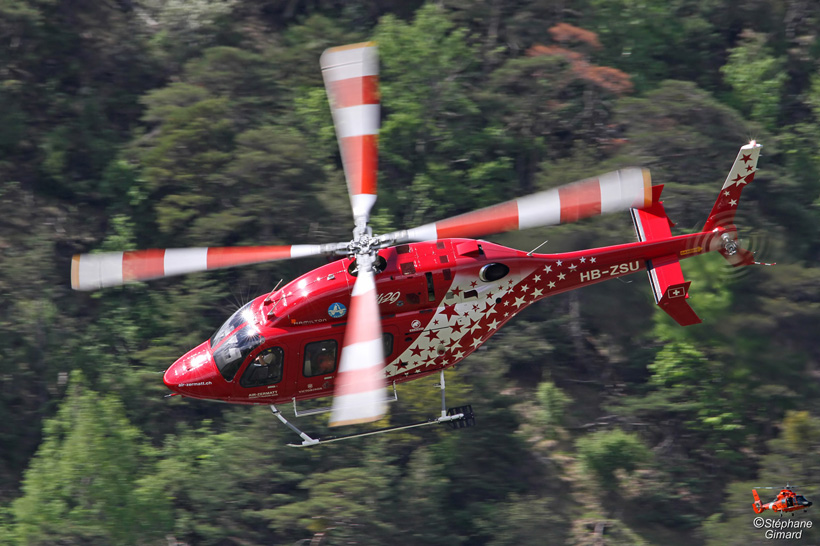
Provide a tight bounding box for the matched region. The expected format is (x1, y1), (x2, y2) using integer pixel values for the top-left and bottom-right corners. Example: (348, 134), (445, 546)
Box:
(270, 405), (319, 446)
(273, 372), (472, 447)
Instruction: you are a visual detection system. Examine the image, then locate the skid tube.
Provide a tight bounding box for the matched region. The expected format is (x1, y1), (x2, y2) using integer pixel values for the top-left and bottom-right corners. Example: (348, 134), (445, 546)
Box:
(272, 370), (475, 447)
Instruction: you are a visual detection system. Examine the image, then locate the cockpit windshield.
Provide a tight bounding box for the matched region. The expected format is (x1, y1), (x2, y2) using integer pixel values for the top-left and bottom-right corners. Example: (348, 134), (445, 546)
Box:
(210, 301), (264, 382)
(210, 301), (254, 348)
(213, 325), (263, 382)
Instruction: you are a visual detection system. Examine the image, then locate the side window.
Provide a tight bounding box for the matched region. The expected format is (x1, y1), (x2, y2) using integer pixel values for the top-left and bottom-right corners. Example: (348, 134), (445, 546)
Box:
(240, 347), (284, 388)
(382, 333), (393, 358)
(304, 340), (338, 377)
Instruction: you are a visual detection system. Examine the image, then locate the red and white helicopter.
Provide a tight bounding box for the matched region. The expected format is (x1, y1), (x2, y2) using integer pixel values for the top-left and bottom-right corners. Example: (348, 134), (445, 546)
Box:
(72, 43), (763, 446)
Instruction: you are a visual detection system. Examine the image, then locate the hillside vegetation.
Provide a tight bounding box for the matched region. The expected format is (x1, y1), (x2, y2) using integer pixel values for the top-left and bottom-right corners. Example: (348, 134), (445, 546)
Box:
(1, 1), (819, 544)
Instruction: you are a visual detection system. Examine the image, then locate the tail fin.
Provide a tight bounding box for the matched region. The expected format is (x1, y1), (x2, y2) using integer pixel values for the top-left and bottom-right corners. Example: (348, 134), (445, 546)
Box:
(703, 141), (761, 267)
(752, 489), (765, 513)
(631, 185), (701, 326)
(704, 141), (761, 231)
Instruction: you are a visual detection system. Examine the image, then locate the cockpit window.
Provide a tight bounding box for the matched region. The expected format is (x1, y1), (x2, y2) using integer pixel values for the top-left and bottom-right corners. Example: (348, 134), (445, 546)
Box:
(240, 347), (284, 388)
(210, 301), (254, 348)
(213, 325), (263, 382)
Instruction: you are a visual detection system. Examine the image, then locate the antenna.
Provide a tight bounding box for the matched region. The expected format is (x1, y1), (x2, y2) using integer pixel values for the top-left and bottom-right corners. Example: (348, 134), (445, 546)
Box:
(264, 279), (284, 319)
(527, 239), (549, 256)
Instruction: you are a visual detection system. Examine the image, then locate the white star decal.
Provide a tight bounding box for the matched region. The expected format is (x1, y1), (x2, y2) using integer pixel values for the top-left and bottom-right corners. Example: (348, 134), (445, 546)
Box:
(729, 199), (737, 206)
(470, 337), (483, 348)
(513, 296), (526, 308)
(533, 274), (541, 282)
(558, 273), (566, 281)
(453, 350), (464, 360)
(520, 284), (529, 292)
(723, 190), (730, 196)
(569, 264), (577, 271)
(544, 265), (552, 273)
(580, 257), (586, 263)
(548, 281), (556, 289)
(531, 288), (543, 298)
(556, 260), (563, 267)
(487, 319), (500, 330)
(485, 305), (497, 316)
(590, 257), (596, 263)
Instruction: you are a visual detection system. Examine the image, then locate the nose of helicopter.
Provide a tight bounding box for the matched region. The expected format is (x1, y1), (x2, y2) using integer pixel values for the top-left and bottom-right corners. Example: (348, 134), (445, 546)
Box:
(163, 341), (219, 397)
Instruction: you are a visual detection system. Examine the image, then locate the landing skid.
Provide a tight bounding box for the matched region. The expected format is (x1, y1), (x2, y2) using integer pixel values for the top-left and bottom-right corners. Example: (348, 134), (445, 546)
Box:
(271, 370), (476, 447)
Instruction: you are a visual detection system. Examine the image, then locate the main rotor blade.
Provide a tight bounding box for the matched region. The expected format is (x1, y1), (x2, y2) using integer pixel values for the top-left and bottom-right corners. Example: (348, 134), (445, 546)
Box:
(381, 168), (652, 243)
(329, 255), (386, 427)
(321, 42), (380, 228)
(71, 245), (332, 290)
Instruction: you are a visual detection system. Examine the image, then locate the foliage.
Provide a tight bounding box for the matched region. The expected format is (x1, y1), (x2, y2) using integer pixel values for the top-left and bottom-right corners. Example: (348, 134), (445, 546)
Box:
(9, 372), (170, 545)
(576, 429), (652, 490)
(1, 1), (820, 545)
(535, 379), (572, 436)
(720, 31), (786, 131)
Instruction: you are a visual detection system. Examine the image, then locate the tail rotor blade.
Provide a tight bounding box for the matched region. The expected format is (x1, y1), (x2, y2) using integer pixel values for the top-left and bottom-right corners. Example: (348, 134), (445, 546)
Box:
(330, 256), (386, 426)
(71, 245), (331, 290)
(321, 42), (380, 229)
(381, 168), (653, 243)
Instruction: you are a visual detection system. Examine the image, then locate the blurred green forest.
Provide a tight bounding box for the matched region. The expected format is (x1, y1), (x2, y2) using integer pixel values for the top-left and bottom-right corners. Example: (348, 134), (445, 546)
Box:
(1, 0), (820, 544)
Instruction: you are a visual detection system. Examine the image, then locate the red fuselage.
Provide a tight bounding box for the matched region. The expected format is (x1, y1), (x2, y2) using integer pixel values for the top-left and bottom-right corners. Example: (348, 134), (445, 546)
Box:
(163, 228), (728, 405)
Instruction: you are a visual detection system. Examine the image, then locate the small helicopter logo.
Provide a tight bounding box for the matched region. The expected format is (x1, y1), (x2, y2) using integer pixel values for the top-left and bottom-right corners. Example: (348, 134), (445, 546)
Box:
(327, 303), (347, 318)
(752, 485), (813, 516)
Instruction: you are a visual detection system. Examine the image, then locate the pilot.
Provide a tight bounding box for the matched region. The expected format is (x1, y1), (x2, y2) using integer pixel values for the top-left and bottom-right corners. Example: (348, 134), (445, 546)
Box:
(315, 349), (335, 375)
(256, 350), (276, 367)
(254, 349), (280, 380)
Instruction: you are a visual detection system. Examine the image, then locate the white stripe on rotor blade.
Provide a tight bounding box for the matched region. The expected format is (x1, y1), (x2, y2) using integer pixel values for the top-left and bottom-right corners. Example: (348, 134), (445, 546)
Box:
(350, 194), (377, 220)
(79, 252), (124, 289)
(333, 104), (379, 138)
(351, 270), (376, 297)
(164, 248), (208, 277)
(339, 338), (384, 372)
(320, 46), (378, 82)
(290, 245), (323, 258)
(330, 390), (386, 425)
(517, 189), (562, 230)
(600, 169), (644, 213)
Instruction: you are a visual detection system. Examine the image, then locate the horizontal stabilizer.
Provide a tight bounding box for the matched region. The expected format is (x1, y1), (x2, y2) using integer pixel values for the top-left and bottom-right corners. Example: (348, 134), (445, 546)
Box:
(656, 279), (701, 326)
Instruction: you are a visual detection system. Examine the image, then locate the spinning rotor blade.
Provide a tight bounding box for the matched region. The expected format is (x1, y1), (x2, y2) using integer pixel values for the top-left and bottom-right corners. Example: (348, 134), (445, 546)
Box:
(71, 245), (333, 290)
(321, 42), (380, 228)
(381, 168), (652, 243)
(329, 255), (386, 427)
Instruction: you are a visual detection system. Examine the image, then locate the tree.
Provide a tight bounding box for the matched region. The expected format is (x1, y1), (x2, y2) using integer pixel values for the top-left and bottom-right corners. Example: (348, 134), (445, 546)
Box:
(721, 30), (786, 131)
(576, 429), (651, 491)
(10, 371), (170, 545)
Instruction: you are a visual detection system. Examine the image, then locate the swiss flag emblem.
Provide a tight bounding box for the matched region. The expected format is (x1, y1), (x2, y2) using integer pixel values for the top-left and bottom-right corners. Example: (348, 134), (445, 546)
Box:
(667, 285), (687, 299)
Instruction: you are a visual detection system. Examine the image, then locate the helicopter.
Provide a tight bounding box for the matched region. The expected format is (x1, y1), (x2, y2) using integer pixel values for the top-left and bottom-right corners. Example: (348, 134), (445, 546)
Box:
(71, 43), (763, 446)
(753, 485), (813, 516)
